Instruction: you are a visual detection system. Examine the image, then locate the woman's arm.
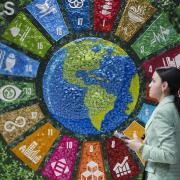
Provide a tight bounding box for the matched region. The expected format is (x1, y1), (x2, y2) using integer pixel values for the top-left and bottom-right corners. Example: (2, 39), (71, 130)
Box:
(142, 109), (177, 164)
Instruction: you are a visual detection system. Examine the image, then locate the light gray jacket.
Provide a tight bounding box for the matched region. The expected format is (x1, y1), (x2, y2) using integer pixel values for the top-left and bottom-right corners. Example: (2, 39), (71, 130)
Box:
(142, 95), (180, 180)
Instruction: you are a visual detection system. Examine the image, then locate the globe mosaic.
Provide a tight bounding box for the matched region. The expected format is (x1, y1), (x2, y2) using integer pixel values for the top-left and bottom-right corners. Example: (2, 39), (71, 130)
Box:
(43, 37), (139, 134)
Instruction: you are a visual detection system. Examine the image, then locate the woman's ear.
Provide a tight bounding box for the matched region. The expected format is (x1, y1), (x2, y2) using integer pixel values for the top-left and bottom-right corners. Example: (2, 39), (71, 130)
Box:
(162, 81), (169, 93)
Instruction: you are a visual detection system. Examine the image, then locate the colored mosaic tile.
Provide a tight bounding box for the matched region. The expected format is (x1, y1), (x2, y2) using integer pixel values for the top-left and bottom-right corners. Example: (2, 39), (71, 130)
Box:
(2, 12), (52, 57)
(94, 0), (121, 32)
(11, 122), (60, 171)
(0, 103), (45, 144)
(77, 141), (106, 180)
(0, 42), (39, 78)
(26, 0), (69, 41)
(131, 13), (180, 59)
(137, 103), (155, 124)
(143, 46), (180, 78)
(41, 135), (79, 180)
(106, 137), (140, 179)
(0, 80), (36, 110)
(123, 120), (145, 165)
(62, 0), (90, 31)
(116, 0), (156, 42)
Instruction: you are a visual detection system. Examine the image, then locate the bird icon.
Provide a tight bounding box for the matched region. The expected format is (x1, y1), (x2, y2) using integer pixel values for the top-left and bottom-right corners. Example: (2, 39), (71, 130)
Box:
(35, 0), (50, 14)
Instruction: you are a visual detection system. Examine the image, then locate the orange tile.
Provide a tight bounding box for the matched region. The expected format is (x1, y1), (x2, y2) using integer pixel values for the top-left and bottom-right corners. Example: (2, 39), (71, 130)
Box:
(11, 122), (60, 170)
(77, 141), (106, 180)
(123, 121), (146, 165)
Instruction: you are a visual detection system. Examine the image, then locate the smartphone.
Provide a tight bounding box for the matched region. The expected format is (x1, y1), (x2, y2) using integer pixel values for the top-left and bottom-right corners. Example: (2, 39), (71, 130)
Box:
(113, 130), (129, 139)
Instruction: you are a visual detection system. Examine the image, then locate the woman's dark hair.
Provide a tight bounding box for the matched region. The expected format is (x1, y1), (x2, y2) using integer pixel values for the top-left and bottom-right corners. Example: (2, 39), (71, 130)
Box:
(156, 66), (180, 113)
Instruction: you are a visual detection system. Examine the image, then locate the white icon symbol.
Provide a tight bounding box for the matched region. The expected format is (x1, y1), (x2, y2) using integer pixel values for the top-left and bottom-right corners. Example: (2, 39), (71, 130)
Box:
(78, 18), (83, 26)
(162, 54), (180, 69)
(151, 26), (170, 45)
(113, 156), (131, 177)
(111, 140), (115, 148)
(81, 161), (104, 180)
(51, 159), (69, 177)
(35, 0), (57, 18)
(128, 6), (145, 23)
(140, 45), (144, 53)
(148, 65), (153, 73)
(10, 24), (31, 42)
(100, 9), (111, 15)
(37, 42), (44, 49)
(123, 27), (128, 35)
(10, 26), (20, 37)
(174, 54), (180, 68)
(68, 0), (85, 8)
(20, 26), (31, 42)
(145, 108), (150, 117)
(102, 19), (106, 27)
(31, 112), (38, 119)
(89, 145), (94, 152)
(56, 27), (62, 35)
(100, 0), (112, 15)
(0, 85), (22, 102)
(48, 128), (53, 136)
(19, 141), (42, 164)
(4, 116), (26, 132)
(25, 64), (33, 72)
(0, 49), (6, 69)
(23, 87), (32, 95)
(66, 141), (73, 149)
(5, 53), (16, 72)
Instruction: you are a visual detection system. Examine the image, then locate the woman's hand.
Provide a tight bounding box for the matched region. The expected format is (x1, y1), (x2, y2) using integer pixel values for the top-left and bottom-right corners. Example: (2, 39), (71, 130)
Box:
(123, 131), (143, 152)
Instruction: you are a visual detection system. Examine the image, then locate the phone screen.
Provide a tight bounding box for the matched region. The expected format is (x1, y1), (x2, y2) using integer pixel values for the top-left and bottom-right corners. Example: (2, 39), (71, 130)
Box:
(113, 130), (129, 139)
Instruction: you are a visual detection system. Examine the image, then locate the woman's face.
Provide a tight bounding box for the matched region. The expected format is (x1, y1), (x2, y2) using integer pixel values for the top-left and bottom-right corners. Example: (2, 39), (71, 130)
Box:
(149, 71), (163, 101)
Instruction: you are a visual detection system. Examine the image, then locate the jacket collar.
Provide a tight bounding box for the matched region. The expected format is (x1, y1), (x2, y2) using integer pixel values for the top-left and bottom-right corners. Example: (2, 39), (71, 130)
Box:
(145, 95), (174, 131)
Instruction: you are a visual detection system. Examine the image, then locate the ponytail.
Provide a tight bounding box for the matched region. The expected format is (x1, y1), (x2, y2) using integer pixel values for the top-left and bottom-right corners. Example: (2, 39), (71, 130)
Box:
(174, 93), (180, 114)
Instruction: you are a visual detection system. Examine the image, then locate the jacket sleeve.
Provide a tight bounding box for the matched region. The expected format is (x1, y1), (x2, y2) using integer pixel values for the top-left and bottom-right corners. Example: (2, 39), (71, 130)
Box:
(142, 109), (178, 164)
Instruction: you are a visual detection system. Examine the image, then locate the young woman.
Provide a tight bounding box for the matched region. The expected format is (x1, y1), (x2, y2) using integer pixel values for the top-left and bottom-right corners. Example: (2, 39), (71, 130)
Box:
(124, 66), (180, 180)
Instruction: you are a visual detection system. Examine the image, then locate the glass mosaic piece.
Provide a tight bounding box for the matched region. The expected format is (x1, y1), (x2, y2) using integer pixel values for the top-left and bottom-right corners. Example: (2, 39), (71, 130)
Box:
(77, 141), (106, 180)
(41, 135), (79, 180)
(94, 0), (121, 32)
(123, 121), (145, 165)
(143, 46), (180, 78)
(137, 103), (155, 124)
(0, 80), (36, 110)
(0, 42), (39, 78)
(0, 103), (45, 144)
(131, 13), (180, 59)
(2, 12), (52, 57)
(43, 37), (139, 135)
(26, 0), (69, 41)
(115, 0), (156, 42)
(106, 137), (140, 179)
(11, 122), (60, 171)
(62, 0), (90, 31)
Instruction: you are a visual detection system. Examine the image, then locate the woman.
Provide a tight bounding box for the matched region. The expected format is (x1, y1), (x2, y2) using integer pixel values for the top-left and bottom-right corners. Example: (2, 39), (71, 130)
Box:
(124, 66), (180, 180)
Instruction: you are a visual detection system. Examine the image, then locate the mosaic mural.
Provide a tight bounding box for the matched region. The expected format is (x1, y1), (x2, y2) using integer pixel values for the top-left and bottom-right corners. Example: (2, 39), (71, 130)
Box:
(0, 0), (179, 179)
